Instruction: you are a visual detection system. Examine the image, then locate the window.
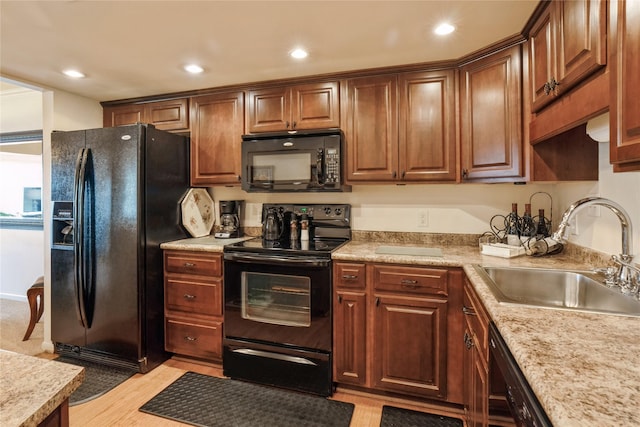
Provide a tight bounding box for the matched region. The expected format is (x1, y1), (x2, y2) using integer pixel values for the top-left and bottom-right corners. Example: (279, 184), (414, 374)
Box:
(0, 130), (43, 229)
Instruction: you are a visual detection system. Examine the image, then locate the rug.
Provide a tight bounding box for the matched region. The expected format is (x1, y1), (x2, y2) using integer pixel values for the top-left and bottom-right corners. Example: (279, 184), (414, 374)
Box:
(139, 371), (354, 427)
(54, 355), (138, 405)
(380, 405), (463, 427)
(0, 298), (44, 356)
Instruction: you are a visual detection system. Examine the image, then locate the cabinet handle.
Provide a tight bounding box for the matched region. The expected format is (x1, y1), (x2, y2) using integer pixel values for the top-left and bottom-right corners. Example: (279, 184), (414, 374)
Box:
(375, 297), (380, 307)
(342, 274), (358, 280)
(184, 336), (197, 342)
(464, 332), (474, 349)
(237, 175), (241, 181)
(338, 295), (343, 304)
(400, 279), (419, 289)
(183, 294), (196, 300)
(183, 262), (195, 268)
(285, 121), (290, 129)
(392, 171), (397, 178)
(292, 121), (297, 129)
(462, 306), (476, 316)
(401, 171), (406, 179)
(462, 169), (468, 179)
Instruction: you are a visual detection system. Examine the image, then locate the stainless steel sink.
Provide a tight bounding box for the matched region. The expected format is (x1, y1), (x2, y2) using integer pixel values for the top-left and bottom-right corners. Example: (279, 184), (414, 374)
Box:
(474, 265), (640, 317)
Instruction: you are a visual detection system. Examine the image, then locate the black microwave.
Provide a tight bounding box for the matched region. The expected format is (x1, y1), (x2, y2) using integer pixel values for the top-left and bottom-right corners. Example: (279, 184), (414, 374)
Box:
(241, 129), (350, 192)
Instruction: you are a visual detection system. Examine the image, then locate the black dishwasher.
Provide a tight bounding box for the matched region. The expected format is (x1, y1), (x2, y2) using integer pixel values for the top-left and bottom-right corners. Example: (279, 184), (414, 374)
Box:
(489, 323), (553, 427)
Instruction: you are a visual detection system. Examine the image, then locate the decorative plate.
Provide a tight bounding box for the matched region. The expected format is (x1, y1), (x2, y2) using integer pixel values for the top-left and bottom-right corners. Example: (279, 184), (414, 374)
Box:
(181, 188), (214, 237)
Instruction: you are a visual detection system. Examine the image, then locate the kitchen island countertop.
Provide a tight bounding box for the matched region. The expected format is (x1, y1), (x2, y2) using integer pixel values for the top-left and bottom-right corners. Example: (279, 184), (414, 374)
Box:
(333, 241), (640, 427)
(0, 351), (84, 427)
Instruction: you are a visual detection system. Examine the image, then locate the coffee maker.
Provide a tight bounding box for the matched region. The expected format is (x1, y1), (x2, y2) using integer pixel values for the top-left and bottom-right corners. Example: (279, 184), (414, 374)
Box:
(215, 200), (243, 238)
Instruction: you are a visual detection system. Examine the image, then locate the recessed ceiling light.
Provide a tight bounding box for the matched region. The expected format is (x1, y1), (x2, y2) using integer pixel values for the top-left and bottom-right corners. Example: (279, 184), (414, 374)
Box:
(62, 69), (85, 79)
(290, 48), (308, 59)
(434, 23), (455, 36)
(184, 64), (204, 74)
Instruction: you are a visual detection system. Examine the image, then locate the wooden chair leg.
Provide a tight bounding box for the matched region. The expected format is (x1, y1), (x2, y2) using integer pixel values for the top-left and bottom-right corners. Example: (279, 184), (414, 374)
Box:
(23, 283), (44, 341)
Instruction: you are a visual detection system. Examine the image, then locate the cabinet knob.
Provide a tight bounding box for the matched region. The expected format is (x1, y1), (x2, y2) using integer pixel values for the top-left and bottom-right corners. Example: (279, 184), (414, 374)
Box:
(464, 332), (474, 349)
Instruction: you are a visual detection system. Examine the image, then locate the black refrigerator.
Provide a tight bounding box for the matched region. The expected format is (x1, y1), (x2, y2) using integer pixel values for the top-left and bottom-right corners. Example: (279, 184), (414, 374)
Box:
(50, 124), (190, 373)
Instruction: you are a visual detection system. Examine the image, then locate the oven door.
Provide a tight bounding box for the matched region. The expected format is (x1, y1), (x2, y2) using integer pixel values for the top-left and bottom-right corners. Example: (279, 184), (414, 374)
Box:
(223, 252), (332, 352)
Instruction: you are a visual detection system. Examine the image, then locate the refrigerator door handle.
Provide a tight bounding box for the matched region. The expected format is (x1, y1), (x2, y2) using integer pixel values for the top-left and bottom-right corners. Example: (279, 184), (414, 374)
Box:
(73, 148), (89, 328)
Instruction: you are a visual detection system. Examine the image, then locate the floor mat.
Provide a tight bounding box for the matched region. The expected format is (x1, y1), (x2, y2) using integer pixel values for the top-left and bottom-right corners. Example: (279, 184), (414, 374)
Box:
(139, 371), (354, 427)
(380, 405), (463, 427)
(54, 356), (137, 406)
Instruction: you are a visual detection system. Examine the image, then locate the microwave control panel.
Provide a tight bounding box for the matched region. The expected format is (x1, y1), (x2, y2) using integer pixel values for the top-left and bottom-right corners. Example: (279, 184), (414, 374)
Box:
(324, 148), (339, 183)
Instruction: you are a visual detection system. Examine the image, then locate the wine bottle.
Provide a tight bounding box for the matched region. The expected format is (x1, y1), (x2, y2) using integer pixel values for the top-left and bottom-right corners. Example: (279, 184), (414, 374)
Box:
(536, 209), (549, 237)
(521, 203), (535, 239)
(506, 203), (521, 246)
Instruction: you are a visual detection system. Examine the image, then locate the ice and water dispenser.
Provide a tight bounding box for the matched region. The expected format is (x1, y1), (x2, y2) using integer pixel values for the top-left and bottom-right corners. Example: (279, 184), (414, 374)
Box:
(52, 201), (74, 248)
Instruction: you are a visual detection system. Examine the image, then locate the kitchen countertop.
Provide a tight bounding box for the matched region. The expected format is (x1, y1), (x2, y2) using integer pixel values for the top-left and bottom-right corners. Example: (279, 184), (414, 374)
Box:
(160, 235), (251, 252)
(333, 241), (640, 427)
(0, 351), (84, 427)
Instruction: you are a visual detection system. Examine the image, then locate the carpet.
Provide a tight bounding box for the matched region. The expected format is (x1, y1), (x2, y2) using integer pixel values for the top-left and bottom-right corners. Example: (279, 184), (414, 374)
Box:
(140, 371), (355, 427)
(380, 406), (463, 427)
(0, 298), (44, 356)
(54, 355), (138, 406)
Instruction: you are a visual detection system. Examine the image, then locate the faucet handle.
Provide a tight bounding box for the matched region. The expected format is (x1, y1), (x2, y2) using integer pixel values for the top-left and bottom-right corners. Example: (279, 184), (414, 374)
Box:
(593, 266), (619, 287)
(611, 255), (640, 297)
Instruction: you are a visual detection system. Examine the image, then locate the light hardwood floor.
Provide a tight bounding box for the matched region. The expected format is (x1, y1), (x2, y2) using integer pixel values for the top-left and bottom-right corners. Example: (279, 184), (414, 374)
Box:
(68, 357), (466, 426)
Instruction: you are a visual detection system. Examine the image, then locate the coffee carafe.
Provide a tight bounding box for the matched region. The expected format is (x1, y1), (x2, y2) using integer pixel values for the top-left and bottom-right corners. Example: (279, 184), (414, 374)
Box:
(262, 207), (282, 241)
(215, 200), (243, 239)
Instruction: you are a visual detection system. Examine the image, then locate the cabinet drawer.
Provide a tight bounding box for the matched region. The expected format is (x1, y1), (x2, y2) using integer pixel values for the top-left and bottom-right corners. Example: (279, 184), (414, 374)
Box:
(166, 277), (222, 316)
(165, 318), (222, 360)
(372, 265), (448, 296)
(164, 251), (222, 276)
(334, 263), (366, 289)
(463, 277), (490, 362)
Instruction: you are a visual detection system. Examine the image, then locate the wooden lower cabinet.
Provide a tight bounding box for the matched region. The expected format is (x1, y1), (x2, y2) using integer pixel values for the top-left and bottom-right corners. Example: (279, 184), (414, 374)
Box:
(163, 250), (224, 363)
(463, 274), (513, 427)
(333, 261), (463, 403)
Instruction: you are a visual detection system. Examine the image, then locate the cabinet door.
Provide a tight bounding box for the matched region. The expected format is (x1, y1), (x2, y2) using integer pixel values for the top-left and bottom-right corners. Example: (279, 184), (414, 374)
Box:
(373, 294), (447, 398)
(190, 91), (244, 185)
(146, 98), (190, 131)
(529, 4), (555, 112)
(610, 0), (640, 169)
(345, 75), (398, 181)
(103, 104), (144, 127)
(246, 87), (290, 133)
(333, 290), (367, 386)
(399, 70), (457, 181)
(555, 0), (607, 96)
(460, 44), (523, 181)
(292, 82), (340, 130)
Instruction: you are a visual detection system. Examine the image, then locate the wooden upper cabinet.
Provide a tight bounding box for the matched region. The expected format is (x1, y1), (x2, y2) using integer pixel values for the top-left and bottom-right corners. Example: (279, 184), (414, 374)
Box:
(246, 81), (339, 133)
(609, 0), (640, 170)
(460, 44), (524, 181)
(345, 75), (398, 181)
(399, 70), (457, 182)
(190, 91), (244, 186)
(529, 0), (607, 112)
(103, 98), (190, 132)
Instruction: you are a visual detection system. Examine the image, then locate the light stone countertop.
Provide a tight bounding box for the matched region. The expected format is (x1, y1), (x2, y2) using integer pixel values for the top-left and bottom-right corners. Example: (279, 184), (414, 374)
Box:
(160, 235), (252, 252)
(333, 241), (640, 427)
(0, 351), (84, 427)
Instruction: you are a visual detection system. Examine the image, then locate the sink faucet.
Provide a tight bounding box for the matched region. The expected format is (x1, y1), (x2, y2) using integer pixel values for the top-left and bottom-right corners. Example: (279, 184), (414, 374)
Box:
(551, 197), (639, 297)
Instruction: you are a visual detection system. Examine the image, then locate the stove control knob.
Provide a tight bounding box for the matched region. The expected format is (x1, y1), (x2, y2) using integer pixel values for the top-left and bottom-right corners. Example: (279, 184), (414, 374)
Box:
(335, 208), (342, 216)
(324, 207), (332, 215)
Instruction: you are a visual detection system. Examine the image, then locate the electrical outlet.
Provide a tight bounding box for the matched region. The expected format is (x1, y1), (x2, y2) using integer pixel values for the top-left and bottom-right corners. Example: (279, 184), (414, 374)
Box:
(569, 217), (579, 236)
(417, 209), (429, 228)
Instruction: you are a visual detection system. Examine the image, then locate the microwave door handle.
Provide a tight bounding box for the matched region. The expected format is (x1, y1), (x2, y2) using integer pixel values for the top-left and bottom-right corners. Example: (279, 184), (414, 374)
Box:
(316, 149), (324, 184)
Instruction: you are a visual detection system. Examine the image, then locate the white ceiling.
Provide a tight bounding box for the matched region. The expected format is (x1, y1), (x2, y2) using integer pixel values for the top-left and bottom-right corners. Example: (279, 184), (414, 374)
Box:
(0, 0), (538, 102)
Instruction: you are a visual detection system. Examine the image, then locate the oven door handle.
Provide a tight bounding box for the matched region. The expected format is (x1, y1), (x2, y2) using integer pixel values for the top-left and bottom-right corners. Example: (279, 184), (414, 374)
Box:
(232, 348), (318, 366)
(224, 252), (331, 267)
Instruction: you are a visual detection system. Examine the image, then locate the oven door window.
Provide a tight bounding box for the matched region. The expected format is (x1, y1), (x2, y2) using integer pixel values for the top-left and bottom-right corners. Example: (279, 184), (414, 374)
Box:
(241, 272), (311, 327)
